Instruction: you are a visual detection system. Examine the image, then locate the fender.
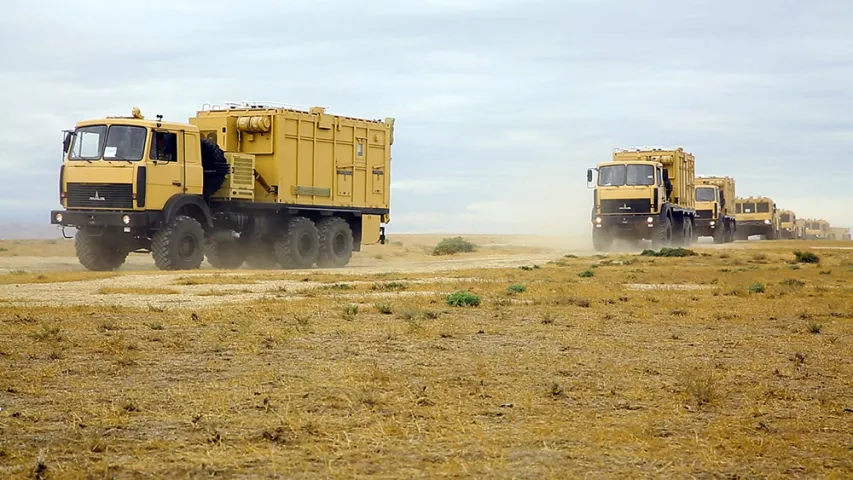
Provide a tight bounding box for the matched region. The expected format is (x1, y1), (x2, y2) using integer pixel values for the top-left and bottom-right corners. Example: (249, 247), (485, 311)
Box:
(162, 194), (213, 228)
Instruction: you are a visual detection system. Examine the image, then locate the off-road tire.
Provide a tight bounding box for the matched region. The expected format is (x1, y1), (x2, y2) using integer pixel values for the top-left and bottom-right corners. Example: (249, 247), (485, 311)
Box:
(273, 216), (320, 269)
(151, 215), (206, 270)
(315, 217), (354, 268)
(652, 216), (673, 249)
(713, 224), (726, 244)
(75, 229), (128, 271)
(243, 237), (279, 269)
(206, 238), (246, 269)
(200, 138), (230, 198)
(592, 228), (612, 252)
(682, 219), (694, 247)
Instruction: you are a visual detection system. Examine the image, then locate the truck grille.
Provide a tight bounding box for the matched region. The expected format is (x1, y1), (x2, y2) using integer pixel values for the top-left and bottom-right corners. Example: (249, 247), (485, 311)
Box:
(599, 199), (651, 214)
(696, 209), (714, 219)
(66, 183), (133, 209)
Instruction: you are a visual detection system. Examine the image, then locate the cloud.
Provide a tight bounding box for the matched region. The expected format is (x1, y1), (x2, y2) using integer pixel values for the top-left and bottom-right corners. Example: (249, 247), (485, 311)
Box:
(1, 0), (852, 235)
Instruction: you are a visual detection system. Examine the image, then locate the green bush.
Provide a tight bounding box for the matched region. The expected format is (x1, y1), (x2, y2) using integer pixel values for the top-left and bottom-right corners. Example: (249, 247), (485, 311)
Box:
(507, 284), (527, 295)
(432, 237), (477, 256)
(446, 291), (481, 307)
(793, 250), (819, 264)
(578, 270), (595, 278)
(748, 282), (765, 294)
(640, 247), (697, 258)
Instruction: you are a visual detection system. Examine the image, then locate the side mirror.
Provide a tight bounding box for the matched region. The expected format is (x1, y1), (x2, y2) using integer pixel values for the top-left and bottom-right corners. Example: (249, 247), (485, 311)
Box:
(62, 131), (72, 154)
(586, 169), (593, 183)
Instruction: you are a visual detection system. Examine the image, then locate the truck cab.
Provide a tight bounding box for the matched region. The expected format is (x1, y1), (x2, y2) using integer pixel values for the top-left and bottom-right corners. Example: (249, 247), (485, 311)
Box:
(51, 108), (234, 271)
(734, 196), (779, 240)
(778, 210), (798, 239)
(587, 147), (696, 251)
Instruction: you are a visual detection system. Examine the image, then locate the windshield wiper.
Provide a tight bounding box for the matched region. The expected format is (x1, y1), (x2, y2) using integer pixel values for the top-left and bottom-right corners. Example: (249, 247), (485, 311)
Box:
(106, 155), (134, 164)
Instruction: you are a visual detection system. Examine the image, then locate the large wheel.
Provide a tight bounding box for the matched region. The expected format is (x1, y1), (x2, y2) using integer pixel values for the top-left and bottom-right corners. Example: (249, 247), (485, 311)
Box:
(151, 215), (206, 270)
(316, 217), (354, 268)
(652, 216), (673, 249)
(592, 227), (612, 252)
(205, 238), (246, 269)
(713, 223), (725, 244)
(683, 219), (694, 247)
(273, 216), (320, 269)
(200, 138), (230, 199)
(75, 229), (128, 271)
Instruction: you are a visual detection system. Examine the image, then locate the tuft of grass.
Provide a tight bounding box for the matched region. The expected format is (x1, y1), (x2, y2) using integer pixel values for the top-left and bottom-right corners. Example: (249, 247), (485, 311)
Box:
(374, 303), (393, 315)
(371, 281), (408, 291)
(432, 237), (476, 256)
(578, 270), (595, 278)
(748, 282), (765, 294)
(781, 279), (805, 288)
(793, 250), (820, 264)
(446, 291), (481, 307)
(807, 323), (823, 334)
(506, 284), (527, 295)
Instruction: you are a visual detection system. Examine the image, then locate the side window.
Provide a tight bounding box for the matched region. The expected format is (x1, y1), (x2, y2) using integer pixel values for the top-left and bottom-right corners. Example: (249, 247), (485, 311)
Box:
(736, 203), (742, 214)
(656, 168), (663, 186)
(150, 131), (178, 161)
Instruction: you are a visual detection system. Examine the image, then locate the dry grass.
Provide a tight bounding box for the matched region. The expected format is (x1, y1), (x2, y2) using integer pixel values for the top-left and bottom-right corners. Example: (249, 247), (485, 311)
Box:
(0, 270), (117, 285)
(97, 287), (181, 295)
(0, 241), (852, 477)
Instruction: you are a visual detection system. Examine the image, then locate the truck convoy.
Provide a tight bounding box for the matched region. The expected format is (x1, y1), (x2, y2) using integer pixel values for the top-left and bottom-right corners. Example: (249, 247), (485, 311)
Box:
(50, 104), (395, 271)
(734, 196), (779, 240)
(693, 176), (736, 243)
(588, 147), (696, 251)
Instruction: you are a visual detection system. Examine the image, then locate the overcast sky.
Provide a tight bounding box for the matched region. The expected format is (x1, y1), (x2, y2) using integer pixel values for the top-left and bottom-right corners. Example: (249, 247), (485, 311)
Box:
(1, 0), (851, 234)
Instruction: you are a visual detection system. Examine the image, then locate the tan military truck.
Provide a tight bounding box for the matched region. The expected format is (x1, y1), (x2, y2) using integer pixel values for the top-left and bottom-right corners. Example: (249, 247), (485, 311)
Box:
(794, 218), (808, 240)
(734, 196), (779, 240)
(804, 219), (830, 240)
(587, 147), (696, 251)
(694, 176), (736, 243)
(50, 104), (395, 271)
(828, 227), (851, 241)
(778, 209), (800, 239)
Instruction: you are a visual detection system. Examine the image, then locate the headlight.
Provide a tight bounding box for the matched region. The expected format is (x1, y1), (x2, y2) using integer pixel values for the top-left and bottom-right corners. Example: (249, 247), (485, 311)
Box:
(595, 217), (602, 224)
(710, 221), (716, 226)
(647, 217), (654, 224)
(55, 213), (63, 223)
(122, 215), (131, 225)
(764, 219), (771, 225)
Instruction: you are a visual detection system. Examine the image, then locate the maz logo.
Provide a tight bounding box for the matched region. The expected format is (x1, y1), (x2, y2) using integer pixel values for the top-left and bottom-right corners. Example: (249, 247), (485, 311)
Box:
(88, 191), (105, 201)
(618, 203), (632, 210)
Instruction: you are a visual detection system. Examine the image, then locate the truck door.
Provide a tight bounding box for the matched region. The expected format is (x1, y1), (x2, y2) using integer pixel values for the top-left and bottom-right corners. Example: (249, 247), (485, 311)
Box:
(146, 129), (186, 209)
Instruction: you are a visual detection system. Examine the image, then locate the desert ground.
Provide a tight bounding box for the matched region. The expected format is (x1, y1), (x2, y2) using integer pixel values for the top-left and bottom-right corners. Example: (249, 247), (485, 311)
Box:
(1, 233), (852, 478)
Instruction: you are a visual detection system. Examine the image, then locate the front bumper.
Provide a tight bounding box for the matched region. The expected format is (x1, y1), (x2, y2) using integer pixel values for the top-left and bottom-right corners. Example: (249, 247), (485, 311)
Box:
(593, 214), (658, 230)
(50, 209), (154, 228)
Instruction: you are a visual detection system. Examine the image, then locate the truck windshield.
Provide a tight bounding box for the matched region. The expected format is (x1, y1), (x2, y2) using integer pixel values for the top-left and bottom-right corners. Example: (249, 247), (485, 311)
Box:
(695, 187), (716, 202)
(68, 125), (147, 161)
(757, 202), (770, 213)
(597, 164), (655, 186)
(740, 203), (757, 213)
(781, 214), (791, 222)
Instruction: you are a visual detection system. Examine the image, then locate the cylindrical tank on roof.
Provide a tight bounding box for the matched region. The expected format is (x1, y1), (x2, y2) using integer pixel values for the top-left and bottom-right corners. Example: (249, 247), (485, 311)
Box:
(236, 116), (271, 133)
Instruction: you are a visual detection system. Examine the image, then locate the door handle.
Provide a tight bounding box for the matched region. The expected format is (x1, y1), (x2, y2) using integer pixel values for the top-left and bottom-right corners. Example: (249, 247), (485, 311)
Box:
(172, 181), (182, 186)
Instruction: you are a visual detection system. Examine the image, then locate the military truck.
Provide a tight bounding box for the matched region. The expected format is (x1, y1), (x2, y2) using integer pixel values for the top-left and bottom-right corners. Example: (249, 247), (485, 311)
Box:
(587, 147), (696, 251)
(50, 104), (395, 271)
(794, 219), (808, 240)
(778, 209), (799, 239)
(693, 176), (736, 243)
(804, 219), (830, 240)
(734, 196), (779, 240)
(828, 227), (851, 241)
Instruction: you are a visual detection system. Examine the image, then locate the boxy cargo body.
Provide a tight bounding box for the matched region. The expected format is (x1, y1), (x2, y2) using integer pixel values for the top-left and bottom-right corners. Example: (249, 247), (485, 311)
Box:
(828, 227), (851, 241)
(50, 105), (395, 272)
(694, 176), (737, 243)
(734, 196), (779, 240)
(588, 147), (697, 251)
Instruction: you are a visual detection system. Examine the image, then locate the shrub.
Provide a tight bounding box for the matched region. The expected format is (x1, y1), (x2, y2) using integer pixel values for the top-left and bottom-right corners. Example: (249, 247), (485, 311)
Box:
(432, 237), (476, 256)
(748, 282), (765, 294)
(507, 284), (527, 295)
(793, 250), (819, 264)
(640, 247), (697, 258)
(446, 291), (481, 307)
(578, 270), (595, 278)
